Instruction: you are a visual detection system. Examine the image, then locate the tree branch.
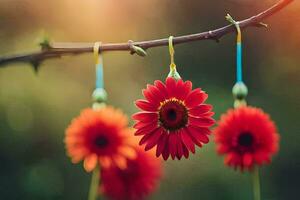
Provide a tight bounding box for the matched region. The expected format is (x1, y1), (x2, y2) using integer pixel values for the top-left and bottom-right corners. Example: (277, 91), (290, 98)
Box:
(0, 0), (293, 68)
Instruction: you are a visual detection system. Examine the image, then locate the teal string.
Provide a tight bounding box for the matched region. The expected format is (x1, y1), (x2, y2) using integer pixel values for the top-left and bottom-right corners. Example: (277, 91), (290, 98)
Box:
(96, 62), (104, 89)
(236, 42), (242, 83)
(95, 55), (104, 89)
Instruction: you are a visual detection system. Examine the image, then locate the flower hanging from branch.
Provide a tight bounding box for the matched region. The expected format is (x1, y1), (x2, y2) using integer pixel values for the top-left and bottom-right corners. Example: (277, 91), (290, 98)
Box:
(132, 77), (215, 160)
(65, 107), (136, 172)
(214, 106), (280, 171)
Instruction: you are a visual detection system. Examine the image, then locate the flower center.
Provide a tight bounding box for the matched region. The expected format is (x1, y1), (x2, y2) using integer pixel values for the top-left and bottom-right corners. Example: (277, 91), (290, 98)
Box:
(94, 135), (109, 148)
(159, 98), (188, 131)
(238, 132), (253, 147)
(167, 109), (177, 121)
(118, 161), (139, 182)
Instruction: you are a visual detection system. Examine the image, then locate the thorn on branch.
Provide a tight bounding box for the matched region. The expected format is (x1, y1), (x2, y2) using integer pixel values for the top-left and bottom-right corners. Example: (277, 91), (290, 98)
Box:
(255, 22), (268, 28)
(215, 37), (220, 43)
(30, 59), (41, 74)
(128, 40), (147, 57)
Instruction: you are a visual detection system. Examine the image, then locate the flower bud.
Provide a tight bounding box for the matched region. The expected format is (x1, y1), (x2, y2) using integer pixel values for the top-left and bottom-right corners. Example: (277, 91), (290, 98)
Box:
(92, 88), (107, 103)
(232, 82), (248, 100)
(167, 67), (181, 81)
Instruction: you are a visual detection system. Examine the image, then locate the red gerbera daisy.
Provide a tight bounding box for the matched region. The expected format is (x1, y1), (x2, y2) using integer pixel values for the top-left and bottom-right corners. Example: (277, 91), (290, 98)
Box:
(132, 77), (215, 160)
(65, 107), (136, 172)
(214, 106), (280, 171)
(100, 145), (162, 200)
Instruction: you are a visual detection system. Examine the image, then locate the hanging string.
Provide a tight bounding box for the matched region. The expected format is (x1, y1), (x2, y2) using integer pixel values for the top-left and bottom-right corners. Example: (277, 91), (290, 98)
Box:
(226, 14), (248, 107)
(226, 14), (243, 83)
(93, 42), (104, 89)
(169, 36), (176, 71)
(235, 23), (243, 83)
(167, 36), (181, 80)
(92, 42), (107, 106)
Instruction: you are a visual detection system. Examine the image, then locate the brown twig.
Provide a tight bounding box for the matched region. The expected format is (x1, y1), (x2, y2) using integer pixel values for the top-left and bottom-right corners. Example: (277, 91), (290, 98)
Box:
(0, 0), (293, 69)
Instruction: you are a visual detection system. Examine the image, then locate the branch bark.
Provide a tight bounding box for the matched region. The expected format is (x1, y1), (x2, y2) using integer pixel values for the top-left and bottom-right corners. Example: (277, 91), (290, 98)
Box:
(0, 0), (293, 68)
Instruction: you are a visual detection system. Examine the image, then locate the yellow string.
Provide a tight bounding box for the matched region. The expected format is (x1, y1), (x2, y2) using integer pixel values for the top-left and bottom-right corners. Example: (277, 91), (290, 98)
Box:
(93, 42), (101, 64)
(93, 42), (104, 89)
(236, 23), (242, 43)
(168, 36), (176, 70)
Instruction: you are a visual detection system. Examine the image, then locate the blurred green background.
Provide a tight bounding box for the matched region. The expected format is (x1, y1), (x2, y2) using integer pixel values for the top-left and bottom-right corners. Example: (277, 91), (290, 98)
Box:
(0, 0), (299, 199)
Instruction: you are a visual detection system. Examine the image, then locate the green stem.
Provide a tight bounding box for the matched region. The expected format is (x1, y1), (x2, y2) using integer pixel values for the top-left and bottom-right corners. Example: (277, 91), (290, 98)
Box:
(252, 166), (261, 200)
(88, 166), (100, 200)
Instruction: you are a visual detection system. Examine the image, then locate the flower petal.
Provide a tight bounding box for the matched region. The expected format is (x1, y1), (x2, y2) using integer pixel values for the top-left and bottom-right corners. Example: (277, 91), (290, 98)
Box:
(166, 77), (177, 98)
(175, 79), (192, 100)
(185, 89), (208, 108)
(133, 121), (148, 129)
(162, 134), (170, 160)
(143, 89), (159, 106)
(189, 104), (213, 117)
(99, 156), (111, 169)
(119, 146), (137, 160)
(135, 99), (157, 112)
(114, 155), (127, 170)
(185, 128), (202, 147)
(175, 134), (183, 160)
(243, 153), (253, 168)
(217, 144), (229, 154)
(135, 122), (159, 136)
(190, 126), (211, 135)
(156, 131), (167, 157)
(83, 153), (98, 172)
(132, 112), (158, 122)
(70, 149), (86, 163)
(145, 128), (163, 151)
(188, 126), (210, 144)
(189, 116), (215, 127)
(224, 152), (239, 166)
(180, 129), (195, 153)
(254, 152), (269, 165)
(169, 133), (177, 159)
(139, 132), (153, 145)
(154, 80), (168, 98)
(147, 84), (165, 103)
(201, 112), (215, 117)
(182, 144), (189, 158)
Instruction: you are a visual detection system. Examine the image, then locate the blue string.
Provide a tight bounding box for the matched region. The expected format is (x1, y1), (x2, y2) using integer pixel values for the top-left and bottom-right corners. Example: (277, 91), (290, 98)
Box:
(236, 42), (242, 83)
(95, 56), (104, 89)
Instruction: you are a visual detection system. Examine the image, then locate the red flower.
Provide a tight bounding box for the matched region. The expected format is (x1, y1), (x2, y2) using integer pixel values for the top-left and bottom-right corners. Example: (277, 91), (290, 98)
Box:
(132, 77), (215, 160)
(100, 145), (162, 200)
(65, 107), (136, 172)
(214, 106), (280, 171)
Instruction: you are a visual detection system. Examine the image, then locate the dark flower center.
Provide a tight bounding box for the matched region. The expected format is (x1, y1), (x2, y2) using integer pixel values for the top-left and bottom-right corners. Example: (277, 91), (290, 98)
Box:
(118, 161), (139, 182)
(94, 135), (109, 148)
(238, 132), (254, 147)
(167, 109), (177, 121)
(159, 98), (188, 131)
